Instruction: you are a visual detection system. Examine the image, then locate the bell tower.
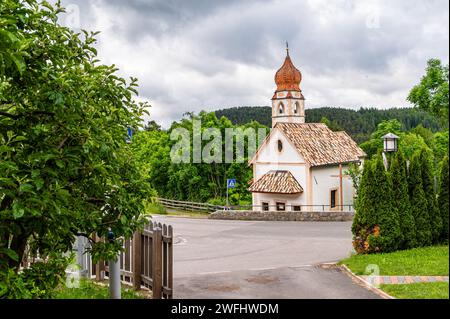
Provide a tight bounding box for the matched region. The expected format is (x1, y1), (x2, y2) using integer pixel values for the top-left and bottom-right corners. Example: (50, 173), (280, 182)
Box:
(271, 43), (305, 127)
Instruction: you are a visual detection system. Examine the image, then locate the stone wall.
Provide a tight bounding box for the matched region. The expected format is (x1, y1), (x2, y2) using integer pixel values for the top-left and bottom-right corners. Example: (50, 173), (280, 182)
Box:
(208, 210), (354, 222)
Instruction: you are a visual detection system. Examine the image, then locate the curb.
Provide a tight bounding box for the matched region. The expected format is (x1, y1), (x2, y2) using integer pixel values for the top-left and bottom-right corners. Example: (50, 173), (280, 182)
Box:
(339, 264), (395, 299)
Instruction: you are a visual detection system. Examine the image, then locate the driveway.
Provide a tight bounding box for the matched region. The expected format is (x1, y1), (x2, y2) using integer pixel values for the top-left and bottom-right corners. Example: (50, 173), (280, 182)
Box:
(152, 216), (380, 299)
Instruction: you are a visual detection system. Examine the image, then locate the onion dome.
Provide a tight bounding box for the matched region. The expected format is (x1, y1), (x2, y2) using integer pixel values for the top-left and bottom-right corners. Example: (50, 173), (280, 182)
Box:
(274, 45), (302, 92)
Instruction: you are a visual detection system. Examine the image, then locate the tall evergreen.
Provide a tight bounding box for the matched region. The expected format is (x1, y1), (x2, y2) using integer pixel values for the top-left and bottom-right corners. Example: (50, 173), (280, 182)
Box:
(368, 156), (402, 252)
(352, 160), (378, 253)
(389, 151), (416, 249)
(419, 148), (442, 243)
(408, 152), (432, 246)
(438, 156), (449, 242)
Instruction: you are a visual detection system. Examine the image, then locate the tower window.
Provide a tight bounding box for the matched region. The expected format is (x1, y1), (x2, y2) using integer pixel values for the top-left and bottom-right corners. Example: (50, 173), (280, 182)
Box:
(279, 103), (284, 114)
(277, 140), (283, 152)
(294, 102), (299, 114)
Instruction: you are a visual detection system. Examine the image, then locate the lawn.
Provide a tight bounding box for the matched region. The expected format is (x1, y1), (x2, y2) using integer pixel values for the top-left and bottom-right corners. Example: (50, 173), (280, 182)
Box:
(339, 246), (449, 276)
(53, 279), (145, 299)
(381, 282), (449, 299)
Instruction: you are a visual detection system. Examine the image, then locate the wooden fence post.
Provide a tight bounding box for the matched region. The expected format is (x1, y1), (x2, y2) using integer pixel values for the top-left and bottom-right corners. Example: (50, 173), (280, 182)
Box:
(152, 226), (162, 299)
(132, 231), (142, 291)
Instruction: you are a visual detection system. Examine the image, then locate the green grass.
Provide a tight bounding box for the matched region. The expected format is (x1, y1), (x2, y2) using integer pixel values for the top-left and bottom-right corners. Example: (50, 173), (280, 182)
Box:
(53, 279), (145, 299)
(380, 282), (449, 299)
(339, 246), (449, 276)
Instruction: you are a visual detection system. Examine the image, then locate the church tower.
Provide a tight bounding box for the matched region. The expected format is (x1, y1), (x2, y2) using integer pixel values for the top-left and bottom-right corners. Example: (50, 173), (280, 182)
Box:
(271, 44), (305, 127)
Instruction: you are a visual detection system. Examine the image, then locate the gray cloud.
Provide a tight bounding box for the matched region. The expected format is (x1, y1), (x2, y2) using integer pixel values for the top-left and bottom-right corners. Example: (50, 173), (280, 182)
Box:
(57, 0), (449, 127)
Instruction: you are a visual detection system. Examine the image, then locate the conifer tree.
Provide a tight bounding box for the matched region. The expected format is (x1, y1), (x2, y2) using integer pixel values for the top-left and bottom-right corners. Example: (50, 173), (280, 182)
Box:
(419, 148), (442, 243)
(438, 156), (449, 242)
(409, 152), (432, 246)
(390, 151), (416, 249)
(368, 156), (402, 252)
(352, 160), (379, 253)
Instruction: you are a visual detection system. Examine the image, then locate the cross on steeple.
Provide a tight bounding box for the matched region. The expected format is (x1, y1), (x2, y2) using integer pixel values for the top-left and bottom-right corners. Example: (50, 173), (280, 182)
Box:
(286, 41), (289, 56)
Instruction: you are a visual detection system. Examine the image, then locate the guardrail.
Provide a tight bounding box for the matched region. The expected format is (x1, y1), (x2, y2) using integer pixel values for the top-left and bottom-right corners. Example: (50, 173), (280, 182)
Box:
(155, 197), (354, 213)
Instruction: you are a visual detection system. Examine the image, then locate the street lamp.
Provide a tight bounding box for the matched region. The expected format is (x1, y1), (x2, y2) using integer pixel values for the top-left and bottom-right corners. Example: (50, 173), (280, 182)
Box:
(382, 133), (399, 153)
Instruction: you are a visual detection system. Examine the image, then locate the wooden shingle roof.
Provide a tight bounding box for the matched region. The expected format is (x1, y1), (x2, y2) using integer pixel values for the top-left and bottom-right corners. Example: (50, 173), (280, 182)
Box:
(275, 122), (366, 167)
(248, 170), (303, 194)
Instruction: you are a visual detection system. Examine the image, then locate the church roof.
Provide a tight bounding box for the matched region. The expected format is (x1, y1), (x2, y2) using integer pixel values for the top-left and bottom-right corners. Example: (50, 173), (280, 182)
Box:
(275, 122), (366, 167)
(248, 170), (304, 194)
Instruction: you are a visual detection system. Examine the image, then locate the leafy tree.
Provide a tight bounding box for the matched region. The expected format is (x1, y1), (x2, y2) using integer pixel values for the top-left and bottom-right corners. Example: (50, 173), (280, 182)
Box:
(389, 151), (416, 249)
(408, 152), (432, 247)
(419, 148), (442, 243)
(438, 156), (449, 242)
(433, 130), (449, 163)
(0, 0), (151, 297)
(408, 59), (449, 120)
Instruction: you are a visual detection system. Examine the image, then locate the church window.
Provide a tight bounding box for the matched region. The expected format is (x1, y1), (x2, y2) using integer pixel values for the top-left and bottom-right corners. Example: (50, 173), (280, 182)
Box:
(276, 202), (286, 211)
(277, 140), (283, 152)
(294, 102), (299, 114)
(292, 205), (301, 211)
(279, 103), (284, 114)
(262, 202), (269, 211)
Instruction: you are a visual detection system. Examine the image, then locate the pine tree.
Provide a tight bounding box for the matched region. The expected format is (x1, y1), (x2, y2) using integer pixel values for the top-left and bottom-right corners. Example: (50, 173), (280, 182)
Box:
(408, 152), (432, 246)
(390, 151), (416, 249)
(419, 148), (442, 243)
(368, 156), (402, 252)
(438, 156), (449, 242)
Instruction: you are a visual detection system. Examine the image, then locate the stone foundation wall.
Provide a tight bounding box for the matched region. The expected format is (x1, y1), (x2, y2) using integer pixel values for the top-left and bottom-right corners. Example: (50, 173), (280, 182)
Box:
(208, 210), (354, 221)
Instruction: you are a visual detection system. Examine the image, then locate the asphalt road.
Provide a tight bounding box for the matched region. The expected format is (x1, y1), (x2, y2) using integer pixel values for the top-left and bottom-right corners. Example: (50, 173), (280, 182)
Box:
(152, 216), (380, 299)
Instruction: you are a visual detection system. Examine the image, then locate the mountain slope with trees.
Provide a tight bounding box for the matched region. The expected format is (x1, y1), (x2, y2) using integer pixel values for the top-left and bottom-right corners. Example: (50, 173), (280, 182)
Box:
(215, 106), (445, 143)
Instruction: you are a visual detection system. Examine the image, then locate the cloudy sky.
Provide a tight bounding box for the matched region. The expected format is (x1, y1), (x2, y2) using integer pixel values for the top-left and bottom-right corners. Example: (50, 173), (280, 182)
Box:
(57, 0), (449, 127)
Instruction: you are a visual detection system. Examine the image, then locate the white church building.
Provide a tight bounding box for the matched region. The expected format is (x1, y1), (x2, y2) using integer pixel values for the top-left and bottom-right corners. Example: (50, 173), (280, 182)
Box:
(248, 48), (366, 212)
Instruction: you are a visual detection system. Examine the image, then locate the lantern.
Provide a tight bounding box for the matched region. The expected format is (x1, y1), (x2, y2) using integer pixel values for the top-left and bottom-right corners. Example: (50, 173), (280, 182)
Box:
(382, 133), (399, 152)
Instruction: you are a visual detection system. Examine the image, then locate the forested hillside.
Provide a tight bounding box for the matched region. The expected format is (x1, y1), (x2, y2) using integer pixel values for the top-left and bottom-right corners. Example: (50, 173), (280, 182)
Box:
(215, 106), (445, 143)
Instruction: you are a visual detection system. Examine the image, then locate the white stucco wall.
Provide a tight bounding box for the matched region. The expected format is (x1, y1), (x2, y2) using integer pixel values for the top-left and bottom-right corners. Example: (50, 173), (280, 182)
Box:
(251, 128), (308, 210)
(311, 165), (355, 210)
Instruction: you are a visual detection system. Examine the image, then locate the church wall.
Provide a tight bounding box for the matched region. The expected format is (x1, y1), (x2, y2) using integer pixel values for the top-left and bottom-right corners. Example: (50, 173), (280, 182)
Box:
(311, 165), (355, 209)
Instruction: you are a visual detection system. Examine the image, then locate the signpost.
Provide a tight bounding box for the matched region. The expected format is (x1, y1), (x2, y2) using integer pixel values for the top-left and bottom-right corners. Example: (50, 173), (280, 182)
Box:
(226, 179), (236, 207)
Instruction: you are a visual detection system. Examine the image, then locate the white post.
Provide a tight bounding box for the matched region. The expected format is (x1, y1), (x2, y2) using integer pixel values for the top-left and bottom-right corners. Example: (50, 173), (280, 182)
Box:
(109, 254), (121, 299)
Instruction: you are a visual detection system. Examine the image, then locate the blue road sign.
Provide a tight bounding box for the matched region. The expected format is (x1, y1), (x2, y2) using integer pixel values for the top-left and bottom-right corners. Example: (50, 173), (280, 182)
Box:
(126, 127), (133, 143)
(227, 179), (236, 188)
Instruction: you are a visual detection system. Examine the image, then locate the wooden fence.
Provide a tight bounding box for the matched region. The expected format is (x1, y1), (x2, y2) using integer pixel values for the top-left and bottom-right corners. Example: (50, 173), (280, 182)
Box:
(156, 197), (354, 213)
(21, 220), (173, 299)
(156, 197), (224, 212)
(93, 221), (173, 299)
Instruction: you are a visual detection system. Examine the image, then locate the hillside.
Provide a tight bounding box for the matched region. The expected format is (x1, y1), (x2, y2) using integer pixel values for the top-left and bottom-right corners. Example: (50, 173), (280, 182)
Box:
(215, 106), (445, 143)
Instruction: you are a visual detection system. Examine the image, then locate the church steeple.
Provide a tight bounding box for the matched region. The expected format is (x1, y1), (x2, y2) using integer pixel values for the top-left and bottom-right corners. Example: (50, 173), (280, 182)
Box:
(271, 45), (305, 127)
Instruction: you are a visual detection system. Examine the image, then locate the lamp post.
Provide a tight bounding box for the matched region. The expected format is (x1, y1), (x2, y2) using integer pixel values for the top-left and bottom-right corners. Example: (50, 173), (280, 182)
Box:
(382, 133), (399, 170)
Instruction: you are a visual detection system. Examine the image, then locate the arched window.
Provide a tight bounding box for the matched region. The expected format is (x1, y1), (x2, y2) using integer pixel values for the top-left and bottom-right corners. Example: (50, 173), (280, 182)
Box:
(277, 140), (283, 152)
(278, 103), (284, 114)
(294, 102), (299, 114)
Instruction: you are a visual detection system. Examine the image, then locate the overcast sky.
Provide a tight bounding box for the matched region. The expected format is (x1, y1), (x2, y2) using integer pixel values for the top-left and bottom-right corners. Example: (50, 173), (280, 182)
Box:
(57, 0), (449, 127)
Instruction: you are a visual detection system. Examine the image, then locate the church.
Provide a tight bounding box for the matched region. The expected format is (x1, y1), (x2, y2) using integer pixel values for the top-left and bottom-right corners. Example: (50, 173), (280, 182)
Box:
(248, 47), (366, 212)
